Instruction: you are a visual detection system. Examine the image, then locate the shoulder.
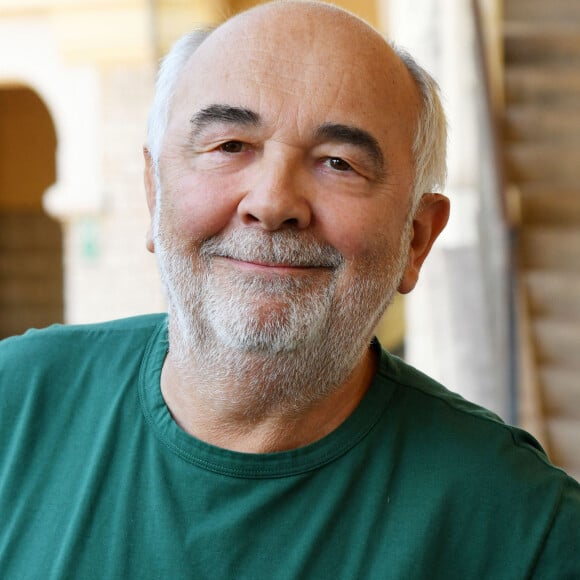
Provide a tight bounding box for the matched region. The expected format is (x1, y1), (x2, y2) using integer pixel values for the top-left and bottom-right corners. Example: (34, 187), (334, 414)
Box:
(376, 348), (580, 574)
(376, 347), (573, 489)
(0, 313), (167, 402)
(0, 313), (167, 438)
(1, 312), (166, 344)
(1, 313), (166, 366)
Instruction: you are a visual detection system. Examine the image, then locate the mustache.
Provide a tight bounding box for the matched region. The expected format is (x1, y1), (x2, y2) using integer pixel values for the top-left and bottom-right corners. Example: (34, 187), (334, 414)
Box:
(199, 230), (344, 269)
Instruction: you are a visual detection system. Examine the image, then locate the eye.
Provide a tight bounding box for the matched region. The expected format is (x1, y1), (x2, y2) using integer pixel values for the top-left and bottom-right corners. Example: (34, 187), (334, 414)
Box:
(219, 140), (245, 153)
(327, 157), (353, 172)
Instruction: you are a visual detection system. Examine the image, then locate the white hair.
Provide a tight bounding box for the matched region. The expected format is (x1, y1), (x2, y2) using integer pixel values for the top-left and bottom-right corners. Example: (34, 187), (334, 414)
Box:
(146, 29), (447, 208)
(391, 44), (448, 210)
(146, 28), (213, 169)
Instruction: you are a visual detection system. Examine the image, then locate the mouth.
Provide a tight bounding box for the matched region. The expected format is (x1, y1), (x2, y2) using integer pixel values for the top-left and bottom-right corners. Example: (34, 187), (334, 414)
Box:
(213, 255), (332, 274)
(199, 231), (344, 272)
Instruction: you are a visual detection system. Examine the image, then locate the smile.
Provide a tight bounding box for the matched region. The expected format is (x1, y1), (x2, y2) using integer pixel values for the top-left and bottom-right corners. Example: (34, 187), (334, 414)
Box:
(214, 256), (329, 274)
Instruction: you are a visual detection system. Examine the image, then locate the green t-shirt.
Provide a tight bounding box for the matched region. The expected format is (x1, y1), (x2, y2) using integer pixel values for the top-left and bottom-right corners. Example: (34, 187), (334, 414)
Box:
(1, 314), (578, 579)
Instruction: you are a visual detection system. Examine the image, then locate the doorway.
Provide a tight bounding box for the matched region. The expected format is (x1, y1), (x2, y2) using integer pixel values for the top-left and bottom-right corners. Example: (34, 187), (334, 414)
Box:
(0, 86), (63, 338)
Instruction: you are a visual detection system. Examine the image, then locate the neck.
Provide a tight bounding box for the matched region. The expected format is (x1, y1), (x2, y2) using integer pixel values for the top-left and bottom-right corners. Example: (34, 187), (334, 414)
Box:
(160, 338), (378, 453)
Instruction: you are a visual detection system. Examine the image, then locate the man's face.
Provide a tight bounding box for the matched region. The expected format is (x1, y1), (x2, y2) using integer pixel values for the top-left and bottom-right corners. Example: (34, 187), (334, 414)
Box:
(147, 7), (428, 378)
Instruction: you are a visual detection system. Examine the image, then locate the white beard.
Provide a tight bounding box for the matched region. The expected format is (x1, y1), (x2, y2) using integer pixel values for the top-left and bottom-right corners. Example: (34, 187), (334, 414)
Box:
(197, 230), (342, 353)
(154, 202), (412, 415)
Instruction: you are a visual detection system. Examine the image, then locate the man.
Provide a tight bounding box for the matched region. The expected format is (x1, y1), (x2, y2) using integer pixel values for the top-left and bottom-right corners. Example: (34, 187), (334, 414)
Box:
(1, 1), (578, 578)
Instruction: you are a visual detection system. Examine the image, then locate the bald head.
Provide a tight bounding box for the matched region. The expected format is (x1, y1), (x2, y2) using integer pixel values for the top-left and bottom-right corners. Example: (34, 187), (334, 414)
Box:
(146, 0), (447, 204)
(212, 1), (395, 63)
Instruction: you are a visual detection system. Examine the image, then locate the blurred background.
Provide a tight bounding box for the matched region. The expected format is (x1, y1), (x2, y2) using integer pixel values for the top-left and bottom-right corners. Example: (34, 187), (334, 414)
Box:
(1, 0), (579, 479)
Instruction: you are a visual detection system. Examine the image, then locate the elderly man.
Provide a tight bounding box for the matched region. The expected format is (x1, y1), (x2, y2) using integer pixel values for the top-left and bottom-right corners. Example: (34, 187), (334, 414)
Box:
(1, 1), (578, 578)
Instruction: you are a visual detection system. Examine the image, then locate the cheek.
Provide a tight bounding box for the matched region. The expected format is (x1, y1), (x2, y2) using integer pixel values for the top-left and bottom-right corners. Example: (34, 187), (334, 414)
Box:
(160, 170), (241, 241)
(314, 201), (399, 263)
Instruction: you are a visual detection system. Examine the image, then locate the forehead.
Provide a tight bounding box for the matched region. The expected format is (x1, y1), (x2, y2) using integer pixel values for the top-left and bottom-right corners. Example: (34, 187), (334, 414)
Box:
(169, 10), (420, 151)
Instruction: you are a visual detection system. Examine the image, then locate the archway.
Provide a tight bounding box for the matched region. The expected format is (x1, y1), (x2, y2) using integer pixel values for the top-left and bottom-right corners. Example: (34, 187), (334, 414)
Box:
(0, 86), (63, 338)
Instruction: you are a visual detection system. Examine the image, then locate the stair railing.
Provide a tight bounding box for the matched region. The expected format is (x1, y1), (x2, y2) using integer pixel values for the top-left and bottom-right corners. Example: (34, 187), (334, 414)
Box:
(472, 0), (550, 450)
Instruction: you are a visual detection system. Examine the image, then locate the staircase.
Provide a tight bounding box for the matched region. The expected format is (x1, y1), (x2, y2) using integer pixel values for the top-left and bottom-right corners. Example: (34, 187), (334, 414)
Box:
(502, 0), (580, 480)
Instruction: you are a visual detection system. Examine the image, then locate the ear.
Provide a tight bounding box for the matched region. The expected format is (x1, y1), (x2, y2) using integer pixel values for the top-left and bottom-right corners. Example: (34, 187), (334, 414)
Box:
(143, 147), (157, 253)
(397, 193), (450, 294)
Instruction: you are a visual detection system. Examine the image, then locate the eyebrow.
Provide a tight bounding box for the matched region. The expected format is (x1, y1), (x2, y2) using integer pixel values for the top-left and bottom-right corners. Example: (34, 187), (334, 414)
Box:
(190, 104), (261, 132)
(314, 123), (384, 173)
(188, 107), (384, 174)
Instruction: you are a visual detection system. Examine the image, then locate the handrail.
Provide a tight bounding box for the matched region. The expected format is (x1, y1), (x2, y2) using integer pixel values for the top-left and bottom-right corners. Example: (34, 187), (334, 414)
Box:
(471, 0), (550, 452)
(471, 0), (511, 227)
(515, 274), (551, 448)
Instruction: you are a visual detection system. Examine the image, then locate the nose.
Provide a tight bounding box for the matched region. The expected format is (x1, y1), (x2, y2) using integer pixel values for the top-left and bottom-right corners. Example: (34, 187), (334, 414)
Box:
(237, 151), (312, 231)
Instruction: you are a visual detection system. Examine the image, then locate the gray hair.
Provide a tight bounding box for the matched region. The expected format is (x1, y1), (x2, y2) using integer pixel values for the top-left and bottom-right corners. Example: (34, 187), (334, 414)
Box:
(147, 28), (214, 169)
(146, 30), (447, 208)
(391, 44), (448, 210)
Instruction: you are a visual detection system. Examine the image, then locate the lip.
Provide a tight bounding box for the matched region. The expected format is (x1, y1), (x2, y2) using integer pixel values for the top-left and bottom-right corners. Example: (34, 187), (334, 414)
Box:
(214, 256), (326, 274)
